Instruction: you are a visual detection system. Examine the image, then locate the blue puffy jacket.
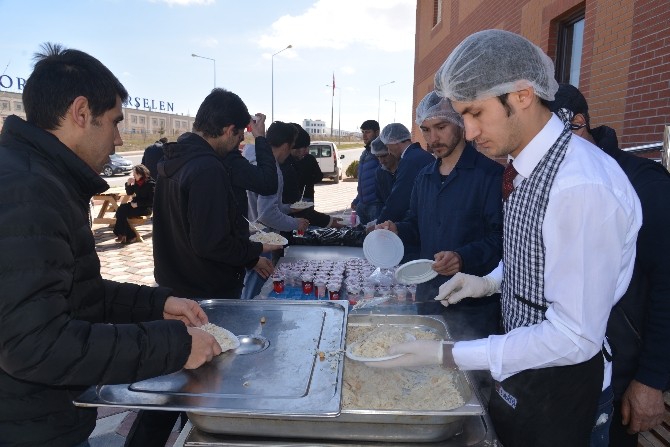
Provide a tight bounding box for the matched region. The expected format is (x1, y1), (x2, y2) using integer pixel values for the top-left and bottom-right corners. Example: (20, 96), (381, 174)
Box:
(352, 145), (381, 206)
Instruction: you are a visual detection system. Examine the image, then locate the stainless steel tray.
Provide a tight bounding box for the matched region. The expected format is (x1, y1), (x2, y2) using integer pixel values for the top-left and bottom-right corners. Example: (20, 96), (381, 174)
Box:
(75, 300), (348, 417)
(188, 314), (485, 443)
(176, 413), (499, 446)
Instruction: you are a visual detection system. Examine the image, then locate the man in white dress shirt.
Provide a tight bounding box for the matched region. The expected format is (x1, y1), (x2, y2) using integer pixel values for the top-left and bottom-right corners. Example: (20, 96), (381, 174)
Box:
(369, 30), (642, 447)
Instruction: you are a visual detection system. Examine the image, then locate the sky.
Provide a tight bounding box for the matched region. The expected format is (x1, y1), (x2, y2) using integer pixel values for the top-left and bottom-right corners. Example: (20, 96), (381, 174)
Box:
(0, 0), (417, 135)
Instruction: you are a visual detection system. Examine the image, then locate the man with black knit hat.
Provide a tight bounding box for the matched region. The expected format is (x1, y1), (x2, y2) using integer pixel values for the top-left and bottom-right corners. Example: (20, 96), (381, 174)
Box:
(548, 83), (670, 447)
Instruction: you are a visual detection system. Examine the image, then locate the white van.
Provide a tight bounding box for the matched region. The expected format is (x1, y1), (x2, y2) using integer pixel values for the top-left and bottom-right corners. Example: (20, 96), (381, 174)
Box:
(308, 141), (345, 183)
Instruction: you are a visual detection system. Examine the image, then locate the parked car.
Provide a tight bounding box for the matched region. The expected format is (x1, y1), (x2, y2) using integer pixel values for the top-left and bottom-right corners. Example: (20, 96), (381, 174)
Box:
(101, 153), (133, 177)
(308, 141), (345, 183)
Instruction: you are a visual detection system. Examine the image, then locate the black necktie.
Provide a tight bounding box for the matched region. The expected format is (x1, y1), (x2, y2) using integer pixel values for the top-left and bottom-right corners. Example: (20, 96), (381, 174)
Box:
(503, 161), (517, 201)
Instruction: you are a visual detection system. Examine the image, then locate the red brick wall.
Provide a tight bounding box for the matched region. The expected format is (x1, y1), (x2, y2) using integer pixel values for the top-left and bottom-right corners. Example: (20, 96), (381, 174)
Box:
(413, 0), (670, 150)
(622, 0), (670, 147)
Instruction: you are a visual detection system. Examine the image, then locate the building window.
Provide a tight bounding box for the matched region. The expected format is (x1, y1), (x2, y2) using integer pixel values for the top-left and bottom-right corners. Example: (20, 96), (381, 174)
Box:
(0, 101), (8, 111)
(139, 116), (145, 125)
(175, 121), (180, 129)
(131, 115), (137, 124)
(160, 119), (165, 127)
(14, 102), (22, 111)
(432, 0), (442, 27)
(556, 14), (585, 86)
(152, 118), (158, 126)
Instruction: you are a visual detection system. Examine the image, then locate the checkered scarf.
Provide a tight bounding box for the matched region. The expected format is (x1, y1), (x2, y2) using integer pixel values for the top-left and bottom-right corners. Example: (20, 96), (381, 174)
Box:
(501, 125), (572, 333)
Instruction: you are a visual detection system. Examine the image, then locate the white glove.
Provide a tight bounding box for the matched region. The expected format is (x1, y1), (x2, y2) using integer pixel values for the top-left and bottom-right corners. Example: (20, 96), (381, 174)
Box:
(364, 340), (454, 369)
(434, 272), (499, 306)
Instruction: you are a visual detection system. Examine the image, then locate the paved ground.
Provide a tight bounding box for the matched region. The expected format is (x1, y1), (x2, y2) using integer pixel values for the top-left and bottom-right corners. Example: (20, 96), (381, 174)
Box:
(90, 178), (358, 446)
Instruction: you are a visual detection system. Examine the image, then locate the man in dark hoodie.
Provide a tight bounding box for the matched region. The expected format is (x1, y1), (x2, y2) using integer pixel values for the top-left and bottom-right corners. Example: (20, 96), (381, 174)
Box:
(152, 88), (281, 300)
(0, 42), (220, 447)
(548, 83), (670, 447)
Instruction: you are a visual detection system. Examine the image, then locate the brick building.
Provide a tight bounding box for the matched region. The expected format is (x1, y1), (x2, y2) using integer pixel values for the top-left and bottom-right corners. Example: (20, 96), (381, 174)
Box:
(413, 0), (670, 155)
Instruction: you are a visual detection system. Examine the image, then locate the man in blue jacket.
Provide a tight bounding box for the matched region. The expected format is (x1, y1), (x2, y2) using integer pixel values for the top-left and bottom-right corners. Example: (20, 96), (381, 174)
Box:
(376, 123), (434, 225)
(351, 120), (382, 224)
(371, 137), (398, 206)
(378, 92), (503, 339)
(548, 83), (670, 447)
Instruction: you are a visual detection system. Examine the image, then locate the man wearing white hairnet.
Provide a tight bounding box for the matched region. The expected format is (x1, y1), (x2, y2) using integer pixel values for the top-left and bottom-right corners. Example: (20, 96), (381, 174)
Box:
(377, 91), (504, 340)
(370, 137), (398, 206)
(370, 30), (641, 447)
(374, 123), (434, 227)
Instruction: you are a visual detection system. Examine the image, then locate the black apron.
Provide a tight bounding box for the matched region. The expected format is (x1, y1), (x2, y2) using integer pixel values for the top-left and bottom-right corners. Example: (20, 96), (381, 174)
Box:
(489, 352), (603, 447)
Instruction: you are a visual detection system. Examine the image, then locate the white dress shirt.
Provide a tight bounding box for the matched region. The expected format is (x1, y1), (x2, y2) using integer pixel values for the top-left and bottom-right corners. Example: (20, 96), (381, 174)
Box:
(453, 115), (642, 382)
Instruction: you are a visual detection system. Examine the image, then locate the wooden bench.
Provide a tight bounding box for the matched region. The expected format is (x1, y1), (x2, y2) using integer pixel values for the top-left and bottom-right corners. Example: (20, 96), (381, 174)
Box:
(127, 215), (152, 242)
(638, 391), (670, 447)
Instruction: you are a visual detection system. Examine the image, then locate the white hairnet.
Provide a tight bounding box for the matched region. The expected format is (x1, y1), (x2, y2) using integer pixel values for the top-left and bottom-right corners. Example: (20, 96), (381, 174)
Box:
(434, 29), (558, 102)
(379, 123), (411, 145)
(415, 91), (463, 127)
(370, 137), (389, 155)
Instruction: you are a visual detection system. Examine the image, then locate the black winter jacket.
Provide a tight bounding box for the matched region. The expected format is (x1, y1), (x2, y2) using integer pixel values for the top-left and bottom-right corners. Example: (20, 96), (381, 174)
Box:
(595, 126), (670, 398)
(0, 115), (191, 447)
(153, 133), (263, 298)
(141, 142), (164, 180)
(125, 177), (155, 212)
(280, 157), (331, 228)
(352, 144), (381, 206)
(223, 137), (278, 219)
(294, 153), (323, 200)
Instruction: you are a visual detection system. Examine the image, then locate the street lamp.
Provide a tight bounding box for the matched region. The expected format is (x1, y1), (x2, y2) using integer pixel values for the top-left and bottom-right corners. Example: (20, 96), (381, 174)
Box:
(378, 80), (395, 124)
(326, 84), (342, 144)
(385, 99), (396, 122)
(191, 53), (216, 89)
(271, 44), (292, 123)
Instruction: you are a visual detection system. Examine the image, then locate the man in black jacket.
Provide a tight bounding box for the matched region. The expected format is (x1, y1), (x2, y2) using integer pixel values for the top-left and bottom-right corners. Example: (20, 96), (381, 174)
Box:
(223, 113), (278, 220)
(141, 136), (167, 180)
(549, 83), (670, 447)
(152, 88), (280, 300)
(281, 123), (339, 228)
(290, 125), (323, 202)
(0, 43), (221, 447)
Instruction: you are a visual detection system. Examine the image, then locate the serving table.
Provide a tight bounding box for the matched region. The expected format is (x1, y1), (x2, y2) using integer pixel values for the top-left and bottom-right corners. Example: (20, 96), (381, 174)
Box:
(76, 245), (500, 446)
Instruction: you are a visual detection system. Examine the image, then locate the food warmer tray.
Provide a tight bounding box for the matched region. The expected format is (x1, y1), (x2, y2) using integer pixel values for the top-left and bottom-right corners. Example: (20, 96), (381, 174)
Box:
(174, 413), (499, 446)
(187, 314), (485, 443)
(75, 299), (348, 417)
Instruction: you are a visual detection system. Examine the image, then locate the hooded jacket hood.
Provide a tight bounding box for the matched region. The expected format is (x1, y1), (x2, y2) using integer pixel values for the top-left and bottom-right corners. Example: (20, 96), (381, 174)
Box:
(590, 125), (619, 158)
(158, 132), (220, 178)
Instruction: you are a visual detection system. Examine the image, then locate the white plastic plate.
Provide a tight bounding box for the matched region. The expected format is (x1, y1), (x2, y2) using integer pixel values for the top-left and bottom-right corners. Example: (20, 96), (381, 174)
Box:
(249, 232), (288, 246)
(345, 331), (416, 363)
(363, 229), (404, 268)
(200, 325), (241, 353)
(218, 327), (241, 352)
(345, 341), (404, 363)
(395, 259), (439, 284)
(290, 201), (314, 210)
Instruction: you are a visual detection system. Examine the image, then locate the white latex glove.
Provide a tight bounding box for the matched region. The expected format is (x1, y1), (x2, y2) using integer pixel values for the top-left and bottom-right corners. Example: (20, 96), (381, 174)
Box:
(434, 272), (499, 306)
(364, 340), (455, 369)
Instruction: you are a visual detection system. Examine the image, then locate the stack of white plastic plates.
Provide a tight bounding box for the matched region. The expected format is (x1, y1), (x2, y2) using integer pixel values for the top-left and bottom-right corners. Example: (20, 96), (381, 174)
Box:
(394, 259), (438, 284)
(363, 229), (404, 268)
